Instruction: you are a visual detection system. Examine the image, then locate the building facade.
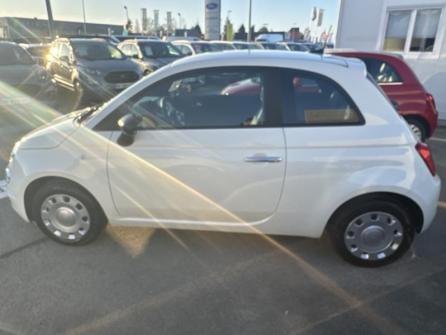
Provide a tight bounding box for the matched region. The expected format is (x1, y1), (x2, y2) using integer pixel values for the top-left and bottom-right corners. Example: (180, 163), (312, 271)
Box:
(335, 0), (446, 121)
(0, 17), (123, 42)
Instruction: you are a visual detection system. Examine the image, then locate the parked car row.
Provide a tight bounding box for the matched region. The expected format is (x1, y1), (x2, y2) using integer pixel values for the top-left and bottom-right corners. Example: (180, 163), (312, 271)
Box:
(5, 50), (441, 267)
(0, 37), (439, 142)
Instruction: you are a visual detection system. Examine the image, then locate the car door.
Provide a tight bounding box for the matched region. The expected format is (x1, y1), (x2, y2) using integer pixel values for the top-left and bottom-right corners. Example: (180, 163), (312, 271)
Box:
(102, 66), (286, 226)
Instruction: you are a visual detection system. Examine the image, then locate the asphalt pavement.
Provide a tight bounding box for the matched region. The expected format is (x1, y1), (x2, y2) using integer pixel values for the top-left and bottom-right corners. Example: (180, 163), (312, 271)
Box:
(0, 100), (445, 335)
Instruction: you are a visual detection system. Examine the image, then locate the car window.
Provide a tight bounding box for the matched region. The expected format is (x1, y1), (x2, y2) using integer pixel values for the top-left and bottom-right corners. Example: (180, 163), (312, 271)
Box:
(282, 70), (362, 125)
(59, 44), (71, 59)
(120, 44), (133, 57)
(362, 58), (402, 84)
(177, 45), (192, 56)
(100, 68), (269, 130)
(192, 43), (213, 53)
(141, 42), (182, 58)
(49, 42), (59, 57)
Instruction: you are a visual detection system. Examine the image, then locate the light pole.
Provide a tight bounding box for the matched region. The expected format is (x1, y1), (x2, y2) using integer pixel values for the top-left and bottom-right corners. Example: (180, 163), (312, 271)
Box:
(81, 0), (87, 34)
(45, 0), (55, 38)
(247, 0), (252, 42)
(124, 5), (129, 22)
(177, 13), (182, 29)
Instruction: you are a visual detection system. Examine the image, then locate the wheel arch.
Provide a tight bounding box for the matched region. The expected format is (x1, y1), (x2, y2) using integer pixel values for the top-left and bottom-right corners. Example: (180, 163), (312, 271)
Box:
(326, 192), (424, 234)
(404, 114), (431, 138)
(24, 176), (107, 223)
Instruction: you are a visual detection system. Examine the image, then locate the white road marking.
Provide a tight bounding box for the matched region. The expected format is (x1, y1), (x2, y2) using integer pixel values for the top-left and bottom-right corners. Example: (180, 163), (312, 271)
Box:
(431, 137), (446, 143)
(0, 180), (7, 200)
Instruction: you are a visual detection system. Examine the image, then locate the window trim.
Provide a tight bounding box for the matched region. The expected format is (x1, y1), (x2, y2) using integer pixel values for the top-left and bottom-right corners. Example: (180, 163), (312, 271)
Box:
(94, 66), (283, 132)
(380, 5), (445, 58)
(279, 69), (366, 128)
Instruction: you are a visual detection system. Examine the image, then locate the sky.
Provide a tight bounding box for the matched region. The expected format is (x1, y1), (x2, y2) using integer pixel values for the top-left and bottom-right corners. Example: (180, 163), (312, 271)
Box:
(0, 0), (339, 32)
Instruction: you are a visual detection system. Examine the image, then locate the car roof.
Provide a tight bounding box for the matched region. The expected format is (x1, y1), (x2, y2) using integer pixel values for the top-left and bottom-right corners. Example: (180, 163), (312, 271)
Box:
(329, 49), (404, 60)
(170, 50), (362, 70)
(173, 40), (210, 44)
(64, 38), (109, 44)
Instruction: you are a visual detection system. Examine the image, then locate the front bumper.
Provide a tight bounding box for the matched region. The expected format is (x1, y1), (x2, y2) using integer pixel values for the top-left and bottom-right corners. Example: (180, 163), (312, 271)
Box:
(4, 152), (29, 223)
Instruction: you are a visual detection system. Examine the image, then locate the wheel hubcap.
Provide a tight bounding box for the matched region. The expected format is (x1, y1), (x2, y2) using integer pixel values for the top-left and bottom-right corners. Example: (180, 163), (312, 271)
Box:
(344, 212), (404, 261)
(40, 194), (91, 242)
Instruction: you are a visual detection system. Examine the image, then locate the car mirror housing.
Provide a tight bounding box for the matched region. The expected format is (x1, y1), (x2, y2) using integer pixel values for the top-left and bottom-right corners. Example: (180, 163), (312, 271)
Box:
(117, 113), (142, 147)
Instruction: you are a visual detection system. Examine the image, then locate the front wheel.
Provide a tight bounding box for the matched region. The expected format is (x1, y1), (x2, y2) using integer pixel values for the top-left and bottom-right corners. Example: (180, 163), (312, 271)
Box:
(328, 200), (415, 267)
(30, 181), (107, 245)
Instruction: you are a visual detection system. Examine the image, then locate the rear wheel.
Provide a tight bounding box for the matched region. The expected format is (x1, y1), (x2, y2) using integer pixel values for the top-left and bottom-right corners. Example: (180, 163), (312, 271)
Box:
(328, 200), (415, 267)
(407, 119), (427, 142)
(30, 181), (107, 245)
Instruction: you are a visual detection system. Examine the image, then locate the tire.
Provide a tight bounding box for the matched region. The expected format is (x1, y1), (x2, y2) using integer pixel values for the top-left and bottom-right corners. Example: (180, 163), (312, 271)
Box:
(328, 200), (415, 267)
(407, 119), (427, 142)
(30, 181), (107, 245)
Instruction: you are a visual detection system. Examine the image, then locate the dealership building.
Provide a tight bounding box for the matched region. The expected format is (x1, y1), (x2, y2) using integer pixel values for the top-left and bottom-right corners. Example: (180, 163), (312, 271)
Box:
(0, 17), (123, 42)
(335, 0), (446, 121)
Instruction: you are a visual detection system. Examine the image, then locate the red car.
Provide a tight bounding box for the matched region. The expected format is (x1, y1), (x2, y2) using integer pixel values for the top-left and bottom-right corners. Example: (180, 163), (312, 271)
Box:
(332, 51), (438, 141)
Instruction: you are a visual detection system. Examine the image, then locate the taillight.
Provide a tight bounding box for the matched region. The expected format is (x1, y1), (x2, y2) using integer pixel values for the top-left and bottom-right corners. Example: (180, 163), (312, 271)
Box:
(426, 93), (437, 114)
(416, 143), (436, 176)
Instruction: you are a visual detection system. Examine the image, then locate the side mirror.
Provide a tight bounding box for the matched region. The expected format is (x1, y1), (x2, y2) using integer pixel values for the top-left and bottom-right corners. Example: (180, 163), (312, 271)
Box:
(132, 54), (141, 60)
(117, 113), (142, 147)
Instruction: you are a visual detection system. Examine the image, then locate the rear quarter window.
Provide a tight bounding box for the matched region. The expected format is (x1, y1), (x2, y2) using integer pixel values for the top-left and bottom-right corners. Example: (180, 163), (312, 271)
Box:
(281, 70), (364, 126)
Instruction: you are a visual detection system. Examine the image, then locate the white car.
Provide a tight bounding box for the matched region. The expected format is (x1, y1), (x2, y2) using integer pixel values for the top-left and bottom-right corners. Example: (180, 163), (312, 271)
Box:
(5, 51), (441, 266)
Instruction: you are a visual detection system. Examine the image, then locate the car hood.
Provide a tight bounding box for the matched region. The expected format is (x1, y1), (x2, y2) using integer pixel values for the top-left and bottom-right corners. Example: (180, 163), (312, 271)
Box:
(0, 64), (48, 87)
(77, 59), (140, 72)
(17, 111), (81, 150)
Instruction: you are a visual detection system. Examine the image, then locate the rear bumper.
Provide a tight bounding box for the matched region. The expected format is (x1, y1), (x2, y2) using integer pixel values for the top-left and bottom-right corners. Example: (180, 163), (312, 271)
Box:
(418, 175), (442, 233)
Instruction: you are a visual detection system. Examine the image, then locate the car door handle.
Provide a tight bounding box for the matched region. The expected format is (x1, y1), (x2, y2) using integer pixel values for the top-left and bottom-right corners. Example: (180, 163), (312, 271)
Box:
(245, 156), (283, 163)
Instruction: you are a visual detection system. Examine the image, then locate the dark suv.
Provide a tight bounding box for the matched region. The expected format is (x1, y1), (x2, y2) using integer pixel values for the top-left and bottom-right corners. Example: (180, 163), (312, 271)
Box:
(46, 38), (143, 102)
(0, 41), (56, 107)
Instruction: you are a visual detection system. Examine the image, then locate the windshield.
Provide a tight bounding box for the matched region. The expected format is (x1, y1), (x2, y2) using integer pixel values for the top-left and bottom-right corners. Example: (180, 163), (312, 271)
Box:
(141, 42), (182, 58)
(191, 43), (213, 53)
(210, 43), (235, 51)
(0, 45), (34, 65)
(72, 42), (126, 61)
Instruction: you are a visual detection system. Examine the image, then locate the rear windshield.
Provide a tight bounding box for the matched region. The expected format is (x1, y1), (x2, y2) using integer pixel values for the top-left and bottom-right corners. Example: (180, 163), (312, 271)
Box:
(72, 42), (125, 61)
(140, 42), (182, 58)
(191, 43), (213, 53)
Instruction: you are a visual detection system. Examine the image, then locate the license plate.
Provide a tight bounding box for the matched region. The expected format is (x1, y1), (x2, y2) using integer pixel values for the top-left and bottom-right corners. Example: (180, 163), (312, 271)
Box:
(114, 83), (131, 90)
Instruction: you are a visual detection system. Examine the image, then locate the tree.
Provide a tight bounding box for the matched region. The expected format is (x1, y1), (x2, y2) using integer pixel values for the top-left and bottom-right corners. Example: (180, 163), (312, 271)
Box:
(194, 24), (203, 38)
(258, 26), (269, 34)
(237, 24), (246, 35)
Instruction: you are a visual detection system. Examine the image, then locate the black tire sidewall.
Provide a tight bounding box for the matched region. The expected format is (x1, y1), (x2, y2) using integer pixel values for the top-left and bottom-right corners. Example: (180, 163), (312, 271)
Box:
(329, 200), (415, 267)
(30, 182), (107, 246)
(407, 119), (427, 142)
